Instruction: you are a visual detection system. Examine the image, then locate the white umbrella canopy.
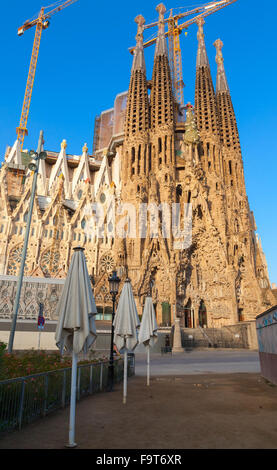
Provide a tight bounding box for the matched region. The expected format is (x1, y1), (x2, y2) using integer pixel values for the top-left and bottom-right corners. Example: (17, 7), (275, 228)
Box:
(113, 279), (140, 403)
(138, 296), (158, 347)
(55, 246), (97, 447)
(138, 296), (158, 386)
(55, 247), (97, 355)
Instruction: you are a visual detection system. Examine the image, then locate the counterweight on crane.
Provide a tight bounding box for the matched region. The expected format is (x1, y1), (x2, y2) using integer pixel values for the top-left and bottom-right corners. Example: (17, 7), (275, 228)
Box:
(130, 0), (237, 109)
(16, 0), (79, 150)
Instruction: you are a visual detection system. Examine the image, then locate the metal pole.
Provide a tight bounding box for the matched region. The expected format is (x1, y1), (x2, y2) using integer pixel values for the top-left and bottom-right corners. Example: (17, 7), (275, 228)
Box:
(147, 344), (150, 386)
(108, 295), (116, 391)
(67, 350), (78, 448)
(123, 349), (128, 404)
(8, 130), (44, 353)
(38, 329), (41, 350)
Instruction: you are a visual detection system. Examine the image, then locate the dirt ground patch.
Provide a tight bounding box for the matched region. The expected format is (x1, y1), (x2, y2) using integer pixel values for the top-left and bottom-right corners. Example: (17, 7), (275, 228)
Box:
(1, 373), (277, 449)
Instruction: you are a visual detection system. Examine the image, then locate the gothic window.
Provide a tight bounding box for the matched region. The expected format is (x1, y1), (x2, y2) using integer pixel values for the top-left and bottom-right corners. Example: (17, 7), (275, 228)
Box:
(149, 145), (152, 171)
(158, 138), (162, 154)
(176, 185), (182, 203)
(228, 160), (232, 175)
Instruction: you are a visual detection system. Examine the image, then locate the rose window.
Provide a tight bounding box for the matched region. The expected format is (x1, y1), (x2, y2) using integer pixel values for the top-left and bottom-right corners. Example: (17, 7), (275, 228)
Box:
(7, 245), (32, 276)
(40, 250), (60, 276)
(100, 255), (115, 273)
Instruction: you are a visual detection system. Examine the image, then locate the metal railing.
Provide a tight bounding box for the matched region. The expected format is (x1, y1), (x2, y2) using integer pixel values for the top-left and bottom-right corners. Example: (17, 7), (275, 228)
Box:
(0, 355), (135, 433)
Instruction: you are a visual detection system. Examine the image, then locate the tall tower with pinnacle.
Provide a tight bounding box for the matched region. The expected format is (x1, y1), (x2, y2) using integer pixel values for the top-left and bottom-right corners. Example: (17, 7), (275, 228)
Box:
(117, 4), (275, 325)
(0, 3), (274, 329)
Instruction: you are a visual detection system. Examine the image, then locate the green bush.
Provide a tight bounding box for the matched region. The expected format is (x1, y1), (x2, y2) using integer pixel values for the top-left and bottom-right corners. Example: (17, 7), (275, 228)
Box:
(0, 349), (107, 381)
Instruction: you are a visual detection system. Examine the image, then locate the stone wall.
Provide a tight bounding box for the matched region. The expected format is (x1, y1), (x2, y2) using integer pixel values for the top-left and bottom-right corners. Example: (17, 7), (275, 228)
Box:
(0, 275), (65, 321)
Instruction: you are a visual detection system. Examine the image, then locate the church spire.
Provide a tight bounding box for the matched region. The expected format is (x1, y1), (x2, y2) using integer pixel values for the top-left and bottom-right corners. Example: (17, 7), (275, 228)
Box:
(155, 3), (168, 57)
(214, 39), (240, 151)
(124, 14), (149, 139)
(194, 18), (219, 138)
(150, 3), (174, 131)
(131, 15), (146, 73)
(196, 17), (209, 67)
(214, 39), (229, 94)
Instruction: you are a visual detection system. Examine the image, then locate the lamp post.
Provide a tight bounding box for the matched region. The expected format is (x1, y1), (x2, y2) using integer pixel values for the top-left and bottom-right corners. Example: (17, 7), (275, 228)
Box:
(108, 270), (121, 391)
(8, 130), (47, 353)
(89, 273), (95, 292)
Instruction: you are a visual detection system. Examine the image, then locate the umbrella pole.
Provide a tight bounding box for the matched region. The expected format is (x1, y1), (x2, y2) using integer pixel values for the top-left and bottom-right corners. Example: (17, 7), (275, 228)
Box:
(67, 351), (78, 448)
(147, 345), (150, 386)
(123, 349), (128, 404)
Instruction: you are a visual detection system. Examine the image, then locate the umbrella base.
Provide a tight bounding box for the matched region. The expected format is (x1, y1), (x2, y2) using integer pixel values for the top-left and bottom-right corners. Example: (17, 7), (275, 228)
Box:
(65, 442), (78, 448)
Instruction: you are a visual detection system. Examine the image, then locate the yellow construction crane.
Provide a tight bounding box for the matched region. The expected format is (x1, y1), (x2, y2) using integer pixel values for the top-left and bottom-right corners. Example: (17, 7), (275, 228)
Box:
(16, 0), (79, 150)
(130, 0), (237, 109)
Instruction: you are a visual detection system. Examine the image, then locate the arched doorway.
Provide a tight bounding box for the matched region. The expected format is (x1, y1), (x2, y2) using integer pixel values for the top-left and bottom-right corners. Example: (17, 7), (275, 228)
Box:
(184, 298), (192, 328)
(198, 300), (207, 327)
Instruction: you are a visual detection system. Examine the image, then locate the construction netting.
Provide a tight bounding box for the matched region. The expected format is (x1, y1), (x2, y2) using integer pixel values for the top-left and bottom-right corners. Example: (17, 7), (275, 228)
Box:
(93, 91), (128, 153)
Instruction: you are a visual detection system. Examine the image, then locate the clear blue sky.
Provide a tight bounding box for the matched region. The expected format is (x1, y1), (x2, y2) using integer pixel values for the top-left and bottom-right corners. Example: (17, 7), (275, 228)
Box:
(0, 0), (276, 284)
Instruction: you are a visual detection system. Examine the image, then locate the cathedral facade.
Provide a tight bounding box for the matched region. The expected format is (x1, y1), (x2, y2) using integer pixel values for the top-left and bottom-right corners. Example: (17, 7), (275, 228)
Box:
(0, 4), (274, 327)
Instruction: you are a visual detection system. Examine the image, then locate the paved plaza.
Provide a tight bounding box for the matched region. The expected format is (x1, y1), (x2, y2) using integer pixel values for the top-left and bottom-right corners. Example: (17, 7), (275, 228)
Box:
(135, 349), (261, 376)
(1, 349), (277, 450)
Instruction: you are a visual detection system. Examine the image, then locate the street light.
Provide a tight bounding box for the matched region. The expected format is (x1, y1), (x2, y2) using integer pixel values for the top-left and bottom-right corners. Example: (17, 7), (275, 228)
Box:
(108, 270), (121, 391)
(8, 130), (47, 353)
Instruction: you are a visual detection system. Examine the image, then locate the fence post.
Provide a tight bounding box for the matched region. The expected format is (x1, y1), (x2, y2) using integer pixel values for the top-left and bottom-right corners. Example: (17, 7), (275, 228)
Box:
(43, 374), (48, 416)
(62, 369), (66, 408)
(89, 365), (93, 394)
(18, 380), (25, 430)
(100, 363), (103, 391)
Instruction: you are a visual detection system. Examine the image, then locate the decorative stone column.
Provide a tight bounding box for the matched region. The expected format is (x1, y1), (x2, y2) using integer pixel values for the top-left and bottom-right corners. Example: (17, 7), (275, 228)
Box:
(172, 317), (184, 353)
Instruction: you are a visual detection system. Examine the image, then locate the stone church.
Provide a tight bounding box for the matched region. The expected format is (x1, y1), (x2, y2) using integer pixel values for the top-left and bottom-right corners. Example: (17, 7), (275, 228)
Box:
(0, 4), (274, 328)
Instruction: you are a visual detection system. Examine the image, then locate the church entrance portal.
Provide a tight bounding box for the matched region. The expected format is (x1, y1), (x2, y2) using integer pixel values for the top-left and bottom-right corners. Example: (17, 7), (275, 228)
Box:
(184, 299), (194, 328)
(198, 300), (207, 327)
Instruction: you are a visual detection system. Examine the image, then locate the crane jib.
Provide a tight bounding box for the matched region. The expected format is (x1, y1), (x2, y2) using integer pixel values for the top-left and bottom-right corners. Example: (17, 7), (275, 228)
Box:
(16, 0), (80, 150)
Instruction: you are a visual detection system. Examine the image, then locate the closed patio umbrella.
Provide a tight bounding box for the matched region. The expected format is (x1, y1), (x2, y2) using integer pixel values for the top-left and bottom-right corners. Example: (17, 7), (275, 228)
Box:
(113, 278), (140, 404)
(138, 296), (158, 386)
(55, 247), (97, 447)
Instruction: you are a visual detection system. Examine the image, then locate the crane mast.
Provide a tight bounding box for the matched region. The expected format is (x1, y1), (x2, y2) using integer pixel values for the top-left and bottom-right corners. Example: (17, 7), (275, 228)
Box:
(16, 1), (79, 150)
